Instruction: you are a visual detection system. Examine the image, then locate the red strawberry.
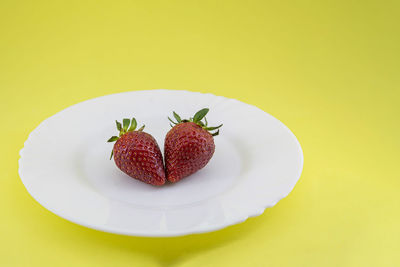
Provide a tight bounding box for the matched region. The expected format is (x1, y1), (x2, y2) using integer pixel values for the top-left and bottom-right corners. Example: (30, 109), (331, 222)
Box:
(107, 118), (165, 186)
(164, 108), (222, 183)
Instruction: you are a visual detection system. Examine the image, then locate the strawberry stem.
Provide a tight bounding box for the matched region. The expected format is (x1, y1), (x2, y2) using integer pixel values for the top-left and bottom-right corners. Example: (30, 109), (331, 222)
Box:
(193, 108), (209, 123)
(173, 111), (182, 122)
(168, 108), (222, 136)
(107, 117), (145, 159)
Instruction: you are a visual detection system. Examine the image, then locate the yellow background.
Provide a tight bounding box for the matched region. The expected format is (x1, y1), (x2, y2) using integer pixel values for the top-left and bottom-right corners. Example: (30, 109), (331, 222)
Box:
(1, 0), (399, 266)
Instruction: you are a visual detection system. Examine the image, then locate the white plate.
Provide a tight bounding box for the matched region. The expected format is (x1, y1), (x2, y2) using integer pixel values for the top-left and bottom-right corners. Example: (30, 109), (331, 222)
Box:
(19, 90), (303, 237)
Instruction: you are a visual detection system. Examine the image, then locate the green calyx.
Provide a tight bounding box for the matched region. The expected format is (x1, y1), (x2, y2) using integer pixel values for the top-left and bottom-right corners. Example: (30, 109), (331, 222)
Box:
(107, 117), (145, 159)
(168, 108), (223, 137)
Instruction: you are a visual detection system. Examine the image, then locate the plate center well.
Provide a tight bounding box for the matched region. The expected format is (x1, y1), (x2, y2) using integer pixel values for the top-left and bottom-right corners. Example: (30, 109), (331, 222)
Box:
(82, 124), (242, 208)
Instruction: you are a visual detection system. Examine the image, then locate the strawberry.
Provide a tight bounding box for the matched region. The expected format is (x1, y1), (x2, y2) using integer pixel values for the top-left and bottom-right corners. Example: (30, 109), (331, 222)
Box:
(164, 108), (222, 183)
(107, 117), (165, 186)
